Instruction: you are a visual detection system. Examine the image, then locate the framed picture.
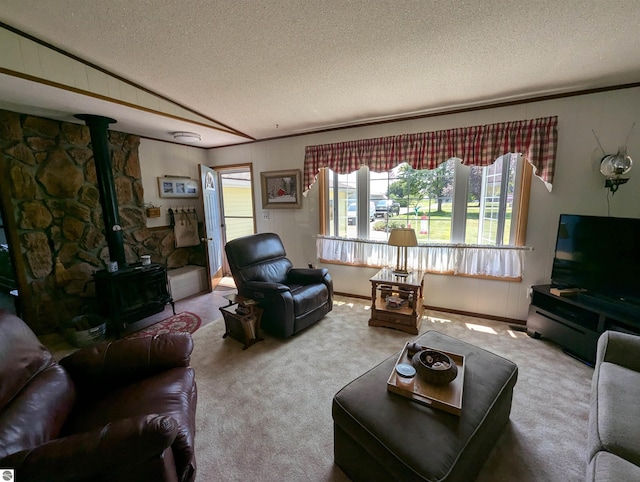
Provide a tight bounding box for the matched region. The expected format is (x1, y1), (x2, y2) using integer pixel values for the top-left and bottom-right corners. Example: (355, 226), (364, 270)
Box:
(260, 169), (302, 209)
(158, 176), (199, 198)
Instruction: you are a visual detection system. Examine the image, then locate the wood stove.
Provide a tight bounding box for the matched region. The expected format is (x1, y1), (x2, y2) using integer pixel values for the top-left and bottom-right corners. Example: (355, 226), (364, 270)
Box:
(77, 114), (174, 336)
(94, 263), (174, 336)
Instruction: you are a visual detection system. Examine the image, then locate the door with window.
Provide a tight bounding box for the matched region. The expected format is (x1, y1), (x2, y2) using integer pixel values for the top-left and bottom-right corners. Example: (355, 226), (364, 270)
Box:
(199, 165), (223, 290)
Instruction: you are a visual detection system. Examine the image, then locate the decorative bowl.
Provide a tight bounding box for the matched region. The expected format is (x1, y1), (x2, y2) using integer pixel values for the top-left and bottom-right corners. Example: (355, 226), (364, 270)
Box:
(412, 349), (458, 384)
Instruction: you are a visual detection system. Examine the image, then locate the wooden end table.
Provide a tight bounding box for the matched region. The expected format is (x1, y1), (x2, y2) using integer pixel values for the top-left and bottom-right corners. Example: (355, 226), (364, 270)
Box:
(221, 301), (264, 350)
(369, 268), (425, 335)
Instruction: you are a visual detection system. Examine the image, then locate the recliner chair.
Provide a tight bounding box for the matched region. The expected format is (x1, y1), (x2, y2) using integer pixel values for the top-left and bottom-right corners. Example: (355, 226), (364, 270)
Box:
(0, 310), (197, 482)
(225, 233), (333, 338)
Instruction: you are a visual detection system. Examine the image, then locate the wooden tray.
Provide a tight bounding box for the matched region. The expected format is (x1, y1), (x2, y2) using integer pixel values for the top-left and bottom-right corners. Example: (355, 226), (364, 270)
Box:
(387, 342), (465, 416)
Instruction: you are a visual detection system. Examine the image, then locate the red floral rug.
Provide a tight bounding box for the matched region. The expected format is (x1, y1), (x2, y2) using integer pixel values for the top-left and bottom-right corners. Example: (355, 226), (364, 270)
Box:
(126, 312), (201, 340)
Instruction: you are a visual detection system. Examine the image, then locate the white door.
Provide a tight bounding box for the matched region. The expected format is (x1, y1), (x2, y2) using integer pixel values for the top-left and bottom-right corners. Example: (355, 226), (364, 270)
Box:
(199, 165), (223, 290)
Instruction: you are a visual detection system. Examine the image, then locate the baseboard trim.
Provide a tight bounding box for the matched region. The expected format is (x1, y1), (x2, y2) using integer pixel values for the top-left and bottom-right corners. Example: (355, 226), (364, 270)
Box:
(334, 291), (526, 325)
(334, 291), (369, 301)
(423, 305), (525, 325)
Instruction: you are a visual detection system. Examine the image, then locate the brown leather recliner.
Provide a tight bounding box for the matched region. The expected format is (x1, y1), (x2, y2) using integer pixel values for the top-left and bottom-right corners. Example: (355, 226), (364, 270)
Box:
(225, 233), (333, 338)
(0, 310), (197, 482)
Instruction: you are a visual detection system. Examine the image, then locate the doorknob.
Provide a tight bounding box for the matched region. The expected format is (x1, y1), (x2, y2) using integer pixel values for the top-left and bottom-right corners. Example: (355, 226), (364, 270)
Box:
(201, 237), (213, 241)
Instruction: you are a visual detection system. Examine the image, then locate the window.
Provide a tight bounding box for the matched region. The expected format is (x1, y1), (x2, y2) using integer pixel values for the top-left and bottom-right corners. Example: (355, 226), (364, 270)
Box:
(322, 153), (529, 247)
(0, 209), (6, 245)
(469, 153), (520, 245)
(310, 118), (550, 278)
(327, 170), (357, 238)
(0, 203), (16, 293)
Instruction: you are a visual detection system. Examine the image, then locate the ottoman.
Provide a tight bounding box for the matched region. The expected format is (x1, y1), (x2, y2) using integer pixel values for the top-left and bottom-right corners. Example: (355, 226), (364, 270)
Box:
(332, 331), (518, 482)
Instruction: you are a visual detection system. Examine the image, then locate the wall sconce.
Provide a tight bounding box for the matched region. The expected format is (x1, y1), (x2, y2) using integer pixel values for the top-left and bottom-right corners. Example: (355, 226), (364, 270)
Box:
(388, 228), (418, 276)
(593, 124), (635, 195)
(600, 146), (633, 194)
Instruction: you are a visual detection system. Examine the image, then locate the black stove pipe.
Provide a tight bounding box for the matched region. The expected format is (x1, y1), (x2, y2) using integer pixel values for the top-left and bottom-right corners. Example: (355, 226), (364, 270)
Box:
(75, 114), (126, 268)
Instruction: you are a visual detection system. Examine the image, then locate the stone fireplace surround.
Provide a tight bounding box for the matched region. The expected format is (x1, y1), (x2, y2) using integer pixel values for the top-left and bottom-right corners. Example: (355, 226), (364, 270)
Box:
(0, 109), (205, 334)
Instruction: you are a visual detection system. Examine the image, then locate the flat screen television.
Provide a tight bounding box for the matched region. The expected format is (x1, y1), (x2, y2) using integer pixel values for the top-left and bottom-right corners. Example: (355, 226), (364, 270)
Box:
(551, 214), (640, 305)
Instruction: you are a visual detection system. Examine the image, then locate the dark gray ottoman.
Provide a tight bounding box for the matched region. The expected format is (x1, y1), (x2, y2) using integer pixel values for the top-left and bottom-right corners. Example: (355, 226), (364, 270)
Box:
(332, 330), (518, 482)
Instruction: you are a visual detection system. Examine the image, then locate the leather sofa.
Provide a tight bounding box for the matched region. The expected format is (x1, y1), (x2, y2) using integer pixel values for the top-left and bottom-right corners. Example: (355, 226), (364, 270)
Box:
(225, 232), (333, 337)
(587, 330), (640, 481)
(0, 310), (197, 482)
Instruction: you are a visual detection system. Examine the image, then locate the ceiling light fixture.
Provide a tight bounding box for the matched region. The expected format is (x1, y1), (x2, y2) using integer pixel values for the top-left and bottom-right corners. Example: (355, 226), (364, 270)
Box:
(172, 131), (201, 142)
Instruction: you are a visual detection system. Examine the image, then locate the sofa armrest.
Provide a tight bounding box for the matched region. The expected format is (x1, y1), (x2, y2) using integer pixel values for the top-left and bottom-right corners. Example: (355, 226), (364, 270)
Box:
(597, 330), (640, 372)
(288, 268), (329, 284)
(0, 414), (178, 482)
(59, 333), (193, 392)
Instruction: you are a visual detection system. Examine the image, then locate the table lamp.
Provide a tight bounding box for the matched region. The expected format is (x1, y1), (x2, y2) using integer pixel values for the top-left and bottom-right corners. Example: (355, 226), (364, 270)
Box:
(388, 228), (418, 276)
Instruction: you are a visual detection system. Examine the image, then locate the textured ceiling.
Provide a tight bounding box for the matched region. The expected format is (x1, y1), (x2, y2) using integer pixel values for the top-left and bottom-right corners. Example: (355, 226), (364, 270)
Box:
(1, 0), (640, 146)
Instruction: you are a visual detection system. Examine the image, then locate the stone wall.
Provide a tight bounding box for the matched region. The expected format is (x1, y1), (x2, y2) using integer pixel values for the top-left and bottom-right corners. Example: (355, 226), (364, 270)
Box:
(0, 109), (205, 334)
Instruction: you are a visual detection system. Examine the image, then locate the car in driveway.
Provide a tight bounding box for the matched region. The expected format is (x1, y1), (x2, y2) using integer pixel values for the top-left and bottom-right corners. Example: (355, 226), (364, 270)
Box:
(347, 202), (376, 225)
(373, 199), (400, 217)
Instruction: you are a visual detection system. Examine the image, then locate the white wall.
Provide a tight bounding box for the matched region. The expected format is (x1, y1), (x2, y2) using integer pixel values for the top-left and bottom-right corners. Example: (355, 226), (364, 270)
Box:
(138, 140), (208, 228)
(207, 87), (640, 321)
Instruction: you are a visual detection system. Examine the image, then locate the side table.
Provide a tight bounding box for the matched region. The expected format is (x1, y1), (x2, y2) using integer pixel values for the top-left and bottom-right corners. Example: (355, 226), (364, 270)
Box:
(221, 302), (264, 350)
(369, 267), (425, 335)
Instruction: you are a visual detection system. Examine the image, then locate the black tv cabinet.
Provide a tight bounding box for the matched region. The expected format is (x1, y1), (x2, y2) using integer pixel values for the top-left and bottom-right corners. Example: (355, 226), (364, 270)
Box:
(526, 284), (640, 364)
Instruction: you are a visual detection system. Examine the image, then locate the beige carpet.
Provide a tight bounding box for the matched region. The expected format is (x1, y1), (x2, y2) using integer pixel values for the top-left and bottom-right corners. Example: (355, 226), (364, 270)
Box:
(190, 295), (593, 482)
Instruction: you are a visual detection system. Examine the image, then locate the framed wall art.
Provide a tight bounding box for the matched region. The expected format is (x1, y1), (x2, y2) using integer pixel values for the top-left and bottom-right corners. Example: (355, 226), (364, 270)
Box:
(260, 169), (302, 208)
(158, 176), (199, 198)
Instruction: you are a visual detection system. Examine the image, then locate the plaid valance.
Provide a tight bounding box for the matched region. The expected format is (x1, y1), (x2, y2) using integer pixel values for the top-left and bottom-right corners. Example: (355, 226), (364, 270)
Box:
(303, 116), (558, 193)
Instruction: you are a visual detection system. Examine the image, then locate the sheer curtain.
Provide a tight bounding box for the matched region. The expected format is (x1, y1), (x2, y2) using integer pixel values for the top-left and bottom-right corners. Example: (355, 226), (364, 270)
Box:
(316, 236), (530, 280)
(304, 116), (557, 193)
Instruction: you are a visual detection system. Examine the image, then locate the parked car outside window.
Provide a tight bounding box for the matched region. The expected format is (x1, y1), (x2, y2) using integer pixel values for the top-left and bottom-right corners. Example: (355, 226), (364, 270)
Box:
(347, 202), (375, 225)
(373, 199), (400, 217)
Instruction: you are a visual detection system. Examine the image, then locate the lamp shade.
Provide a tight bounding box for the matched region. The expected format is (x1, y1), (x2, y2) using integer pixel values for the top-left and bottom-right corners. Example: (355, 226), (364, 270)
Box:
(388, 228), (418, 247)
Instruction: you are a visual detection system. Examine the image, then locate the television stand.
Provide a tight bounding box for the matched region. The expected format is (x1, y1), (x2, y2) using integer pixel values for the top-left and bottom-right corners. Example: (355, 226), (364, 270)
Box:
(562, 348), (595, 368)
(526, 284), (640, 364)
